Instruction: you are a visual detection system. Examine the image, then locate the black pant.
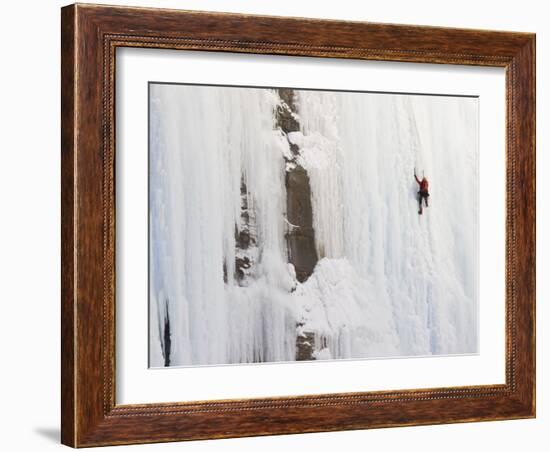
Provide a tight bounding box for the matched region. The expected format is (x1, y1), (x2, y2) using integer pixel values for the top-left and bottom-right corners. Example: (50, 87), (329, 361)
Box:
(418, 190), (429, 207)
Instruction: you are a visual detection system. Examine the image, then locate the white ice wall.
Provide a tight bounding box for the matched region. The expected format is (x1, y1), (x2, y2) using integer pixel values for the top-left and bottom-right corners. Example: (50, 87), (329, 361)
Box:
(149, 85), (296, 366)
(295, 91), (478, 358)
(149, 84), (478, 367)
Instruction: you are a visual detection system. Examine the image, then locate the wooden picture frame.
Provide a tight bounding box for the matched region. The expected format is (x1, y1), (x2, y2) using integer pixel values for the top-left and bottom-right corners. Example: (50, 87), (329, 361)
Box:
(61, 3), (535, 447)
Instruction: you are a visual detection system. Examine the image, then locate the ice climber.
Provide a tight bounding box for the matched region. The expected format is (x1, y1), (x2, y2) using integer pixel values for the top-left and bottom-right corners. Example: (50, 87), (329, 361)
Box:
(414, 170), (430, 215)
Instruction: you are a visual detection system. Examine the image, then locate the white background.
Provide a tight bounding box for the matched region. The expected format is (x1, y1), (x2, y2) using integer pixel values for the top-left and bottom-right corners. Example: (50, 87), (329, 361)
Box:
(0, 0), (545, 451)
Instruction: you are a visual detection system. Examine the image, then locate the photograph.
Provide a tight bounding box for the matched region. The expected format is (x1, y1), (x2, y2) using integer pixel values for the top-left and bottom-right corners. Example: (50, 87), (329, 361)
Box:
(148, 83), (479, 367)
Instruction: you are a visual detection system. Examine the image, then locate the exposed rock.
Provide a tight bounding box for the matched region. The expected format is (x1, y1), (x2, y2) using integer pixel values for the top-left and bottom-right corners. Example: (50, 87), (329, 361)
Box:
(234, 176), (257, 286)
(295, 330), (316, 361)
(276, 88), (318, 284)
(162, 300), (171, 367)
(277, 88), (301, 135)
(276, 88), (319, 360)
(285, 165), (318, 282)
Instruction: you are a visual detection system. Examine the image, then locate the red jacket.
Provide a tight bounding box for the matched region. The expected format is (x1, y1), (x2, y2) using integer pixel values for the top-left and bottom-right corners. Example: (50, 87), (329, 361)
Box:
(415, 175), (429, 192)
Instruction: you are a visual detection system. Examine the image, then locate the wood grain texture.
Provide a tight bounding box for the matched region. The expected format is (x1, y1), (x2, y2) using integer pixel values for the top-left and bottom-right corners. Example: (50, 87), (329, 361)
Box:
(60, 5), (76, 447)
(60, 3), (536, 447)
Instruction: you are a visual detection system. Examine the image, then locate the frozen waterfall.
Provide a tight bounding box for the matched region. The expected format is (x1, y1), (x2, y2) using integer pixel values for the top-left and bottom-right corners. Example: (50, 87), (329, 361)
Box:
(149, 83), (478, 367)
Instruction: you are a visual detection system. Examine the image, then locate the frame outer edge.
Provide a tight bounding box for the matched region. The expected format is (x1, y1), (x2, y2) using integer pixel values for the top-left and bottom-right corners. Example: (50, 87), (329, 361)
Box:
(60, 3), (536, 447)
(531, 34), (536, 417)
(61, 4), (77, 448)
(515, 35), (536, 416)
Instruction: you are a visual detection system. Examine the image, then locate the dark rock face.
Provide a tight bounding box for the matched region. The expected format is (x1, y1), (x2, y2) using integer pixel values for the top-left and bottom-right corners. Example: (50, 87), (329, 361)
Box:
(162, 300), (171, 367)
(285, 166), (318, 283)
(277, 88), (301, 135)
(295, 330), (316, 361)
(235, 255), (252, 280)
(233, 177), (257, 286)
(276, 88), (319, 284)
(276, 88), (319, 361)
